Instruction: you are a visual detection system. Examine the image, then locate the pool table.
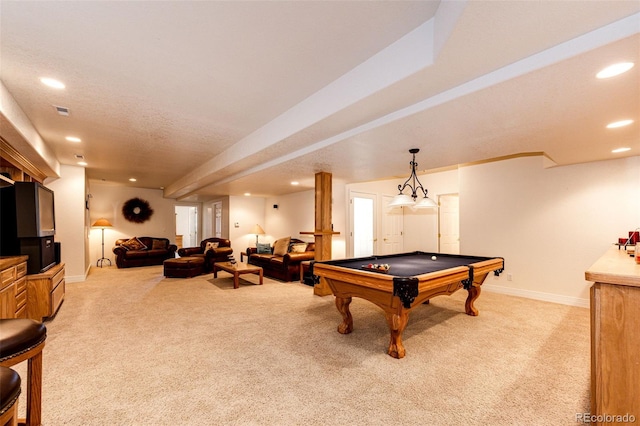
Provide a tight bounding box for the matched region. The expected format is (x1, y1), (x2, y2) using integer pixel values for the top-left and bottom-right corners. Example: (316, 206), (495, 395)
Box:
(311, 251), (504, 358)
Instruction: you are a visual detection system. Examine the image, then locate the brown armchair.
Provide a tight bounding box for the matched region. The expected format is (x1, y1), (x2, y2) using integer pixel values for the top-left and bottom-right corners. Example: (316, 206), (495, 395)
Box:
(177, 237), (233, 272)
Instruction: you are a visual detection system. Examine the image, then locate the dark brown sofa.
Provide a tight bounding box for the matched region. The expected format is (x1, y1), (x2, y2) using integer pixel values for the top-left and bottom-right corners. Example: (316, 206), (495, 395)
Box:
(177, 237), (233, 272)
(246, 238), (315, 281)
(113, 237), (177, 268)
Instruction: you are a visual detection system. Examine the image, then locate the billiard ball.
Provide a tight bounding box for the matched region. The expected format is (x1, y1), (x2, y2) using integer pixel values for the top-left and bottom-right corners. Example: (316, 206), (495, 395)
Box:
(431, 256), (437, 261)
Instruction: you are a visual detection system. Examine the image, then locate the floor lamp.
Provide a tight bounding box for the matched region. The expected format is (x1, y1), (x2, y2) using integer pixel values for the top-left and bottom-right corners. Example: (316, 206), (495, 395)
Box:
(92, 218), (113, 267)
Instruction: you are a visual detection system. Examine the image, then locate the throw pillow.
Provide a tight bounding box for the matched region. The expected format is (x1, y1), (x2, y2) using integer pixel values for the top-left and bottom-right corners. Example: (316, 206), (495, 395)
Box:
(204, 241), (219, 254)
(121, 237), (147, 251)
(290, 243), (308, 253)
(272, 237), (291, 256)
(256, 242), (271, 254)
(151, 239), (167, 250)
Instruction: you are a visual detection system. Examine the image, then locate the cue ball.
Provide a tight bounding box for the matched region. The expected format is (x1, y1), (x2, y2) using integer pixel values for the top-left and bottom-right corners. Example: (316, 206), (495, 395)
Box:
(431, 256), (437, 260)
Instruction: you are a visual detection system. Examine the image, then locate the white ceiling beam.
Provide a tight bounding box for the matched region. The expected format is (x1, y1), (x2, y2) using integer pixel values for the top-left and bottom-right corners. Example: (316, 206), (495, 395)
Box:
(165, 16), (442, 198)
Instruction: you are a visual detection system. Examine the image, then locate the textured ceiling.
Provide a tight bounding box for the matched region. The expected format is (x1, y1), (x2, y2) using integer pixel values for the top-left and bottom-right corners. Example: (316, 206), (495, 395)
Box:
(0, 1), (638, 201)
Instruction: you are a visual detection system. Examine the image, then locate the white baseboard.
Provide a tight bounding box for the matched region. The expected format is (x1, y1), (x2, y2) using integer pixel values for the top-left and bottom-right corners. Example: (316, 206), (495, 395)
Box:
(482, 283), (589, 308)
(65, 266), (89, 283)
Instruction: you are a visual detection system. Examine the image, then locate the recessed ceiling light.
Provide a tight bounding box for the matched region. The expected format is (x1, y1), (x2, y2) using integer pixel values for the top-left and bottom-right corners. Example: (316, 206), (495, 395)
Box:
(291, 181), (299, 186)
(129, 178), (137, 182)
(244, 192), (251, 196)
(77, 161), (88, 166)
(611, 147), (631, 153)
(40, 77), (65, 89)
(66, 136), (81, 142)
(596, 62), (634, 79)
(606, 119), (634, 129)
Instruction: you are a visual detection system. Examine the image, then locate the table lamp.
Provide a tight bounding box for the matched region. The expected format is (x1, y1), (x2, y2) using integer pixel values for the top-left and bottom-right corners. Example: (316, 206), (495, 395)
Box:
(92, 218), (113, 267)
(250, 224), (265, 247)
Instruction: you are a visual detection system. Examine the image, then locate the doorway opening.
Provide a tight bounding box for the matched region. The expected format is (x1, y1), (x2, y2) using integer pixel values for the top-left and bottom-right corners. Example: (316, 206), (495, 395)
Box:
(350, 192), (376, 257)
(213, 202), (222, 238)
(175, 205), (199, 249)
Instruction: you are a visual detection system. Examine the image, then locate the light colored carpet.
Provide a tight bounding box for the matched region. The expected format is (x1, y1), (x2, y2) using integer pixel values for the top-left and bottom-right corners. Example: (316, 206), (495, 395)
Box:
(15, 265), (590, 425)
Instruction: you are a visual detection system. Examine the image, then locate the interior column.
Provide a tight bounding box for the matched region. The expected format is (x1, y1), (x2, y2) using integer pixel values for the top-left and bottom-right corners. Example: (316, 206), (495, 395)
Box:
(312, 171), (337, 296)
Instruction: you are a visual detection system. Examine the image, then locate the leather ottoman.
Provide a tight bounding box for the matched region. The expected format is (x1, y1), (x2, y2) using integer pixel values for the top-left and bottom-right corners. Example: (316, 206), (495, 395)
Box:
(163, 257), (205, 278)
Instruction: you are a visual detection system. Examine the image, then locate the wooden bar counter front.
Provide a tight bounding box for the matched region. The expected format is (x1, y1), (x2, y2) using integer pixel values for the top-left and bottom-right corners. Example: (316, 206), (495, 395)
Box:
(586, 247), (640, 424)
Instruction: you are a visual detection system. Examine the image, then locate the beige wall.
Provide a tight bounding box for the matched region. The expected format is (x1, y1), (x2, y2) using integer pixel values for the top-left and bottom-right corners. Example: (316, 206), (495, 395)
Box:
(332, 179), (347, 259)
(461, 155), (640, 305)
(228, 195), (266, 255)
(45, 164), (88, 282)
(87, 181), (177, 265)
(265, 190), (315, 245)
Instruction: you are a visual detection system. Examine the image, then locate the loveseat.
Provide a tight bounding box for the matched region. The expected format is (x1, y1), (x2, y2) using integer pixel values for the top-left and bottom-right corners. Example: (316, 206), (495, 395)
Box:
(246, 237), (315, 281)
(113, 237), (177, 268)
(177, 237), (233, 272)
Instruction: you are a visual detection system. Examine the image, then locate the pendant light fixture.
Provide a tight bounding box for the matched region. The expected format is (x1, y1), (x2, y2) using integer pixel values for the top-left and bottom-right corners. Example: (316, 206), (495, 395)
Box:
(388, 149), (437, 209)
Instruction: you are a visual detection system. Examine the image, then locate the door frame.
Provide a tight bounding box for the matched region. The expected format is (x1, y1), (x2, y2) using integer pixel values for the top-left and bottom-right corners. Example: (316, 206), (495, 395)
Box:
(348, 191), (377, 258)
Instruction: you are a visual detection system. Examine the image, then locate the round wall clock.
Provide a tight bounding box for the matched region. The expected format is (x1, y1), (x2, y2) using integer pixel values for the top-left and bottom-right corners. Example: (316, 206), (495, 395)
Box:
(122, 197), (154, 223)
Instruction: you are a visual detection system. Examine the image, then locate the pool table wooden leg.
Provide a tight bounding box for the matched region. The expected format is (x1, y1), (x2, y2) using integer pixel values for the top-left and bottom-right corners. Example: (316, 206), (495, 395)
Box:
(335, 296), (353, 334)
(385, 311), (409, 359)
(465, 283), (481, 316)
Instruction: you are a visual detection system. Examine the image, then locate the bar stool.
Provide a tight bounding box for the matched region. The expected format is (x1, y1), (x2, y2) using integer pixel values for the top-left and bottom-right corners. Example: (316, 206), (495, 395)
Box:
(0, 366), (21, 426)
(0, 319), (46, 426)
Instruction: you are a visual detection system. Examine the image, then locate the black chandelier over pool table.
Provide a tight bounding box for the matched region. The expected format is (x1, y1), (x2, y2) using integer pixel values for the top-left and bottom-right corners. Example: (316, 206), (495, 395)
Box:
(388, 148), (437, 209)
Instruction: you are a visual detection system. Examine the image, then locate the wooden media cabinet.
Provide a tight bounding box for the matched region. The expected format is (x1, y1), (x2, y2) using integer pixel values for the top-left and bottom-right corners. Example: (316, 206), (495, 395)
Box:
(27, 262), (65, 321)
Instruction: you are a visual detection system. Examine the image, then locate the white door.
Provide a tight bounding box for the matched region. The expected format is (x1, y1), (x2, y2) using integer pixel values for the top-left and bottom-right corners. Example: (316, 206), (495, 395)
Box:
(438, 194), (460, 254)
(350, 192), (376, 257)
(381, 195), (403, 255)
